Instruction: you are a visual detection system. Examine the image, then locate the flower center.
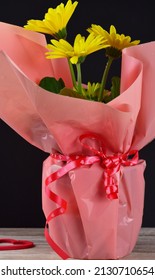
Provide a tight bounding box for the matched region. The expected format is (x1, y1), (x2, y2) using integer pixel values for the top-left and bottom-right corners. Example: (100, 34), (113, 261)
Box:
(105, 47), (122, 59)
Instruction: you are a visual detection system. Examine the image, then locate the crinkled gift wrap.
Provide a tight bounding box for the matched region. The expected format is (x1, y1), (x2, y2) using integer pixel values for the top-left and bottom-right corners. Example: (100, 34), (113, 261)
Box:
(1, 23), (155, 259)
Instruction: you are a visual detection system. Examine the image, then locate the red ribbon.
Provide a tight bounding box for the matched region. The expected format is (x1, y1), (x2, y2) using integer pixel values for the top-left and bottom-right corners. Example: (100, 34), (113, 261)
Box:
(0, 239), (34, 250)
(44, 134), (139, 259)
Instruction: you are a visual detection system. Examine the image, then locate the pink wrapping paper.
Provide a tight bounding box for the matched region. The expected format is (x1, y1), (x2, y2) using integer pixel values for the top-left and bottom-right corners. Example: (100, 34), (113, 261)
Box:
(0, 22), (155, 259)
(1, 22), (155, 154)
(42, 156), (146, 259)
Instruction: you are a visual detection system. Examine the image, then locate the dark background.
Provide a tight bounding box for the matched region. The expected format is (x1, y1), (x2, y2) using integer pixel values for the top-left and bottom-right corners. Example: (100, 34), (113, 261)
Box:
(0, 0), (155, 227)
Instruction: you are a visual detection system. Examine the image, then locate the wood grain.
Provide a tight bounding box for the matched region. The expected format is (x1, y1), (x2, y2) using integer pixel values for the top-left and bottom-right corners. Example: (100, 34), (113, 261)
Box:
(0, 228), (154, 260)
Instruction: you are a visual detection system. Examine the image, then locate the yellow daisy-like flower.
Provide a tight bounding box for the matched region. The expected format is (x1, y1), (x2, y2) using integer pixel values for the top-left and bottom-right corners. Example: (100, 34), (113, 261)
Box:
(24, 0), (78, 39)
(87, 24), (140, 57)
(46, 33), (108, 64)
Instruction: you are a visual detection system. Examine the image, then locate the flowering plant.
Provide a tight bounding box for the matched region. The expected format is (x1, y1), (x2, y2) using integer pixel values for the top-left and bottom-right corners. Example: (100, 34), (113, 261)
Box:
(1, 0), (155, 260)
(24, 0), (140, 103)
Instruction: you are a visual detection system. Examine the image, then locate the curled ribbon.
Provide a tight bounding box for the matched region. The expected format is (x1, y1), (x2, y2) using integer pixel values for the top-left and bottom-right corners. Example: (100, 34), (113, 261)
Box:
(0, 239), (34, 250)
(44, 133), (139, 259)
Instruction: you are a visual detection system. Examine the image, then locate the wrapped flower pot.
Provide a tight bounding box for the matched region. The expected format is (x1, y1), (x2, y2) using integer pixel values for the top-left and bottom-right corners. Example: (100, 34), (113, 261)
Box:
(0, 0), (155, 259)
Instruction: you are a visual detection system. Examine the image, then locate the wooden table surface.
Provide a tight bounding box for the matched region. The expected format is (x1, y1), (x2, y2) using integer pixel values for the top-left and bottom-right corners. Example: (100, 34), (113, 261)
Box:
(0, 227), (155, 260)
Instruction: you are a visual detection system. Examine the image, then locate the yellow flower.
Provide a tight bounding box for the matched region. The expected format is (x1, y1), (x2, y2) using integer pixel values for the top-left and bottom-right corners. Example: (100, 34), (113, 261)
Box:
(88, 24), (140, 55)
(24, 0), (78, 39)
(46, 33), (108, 64)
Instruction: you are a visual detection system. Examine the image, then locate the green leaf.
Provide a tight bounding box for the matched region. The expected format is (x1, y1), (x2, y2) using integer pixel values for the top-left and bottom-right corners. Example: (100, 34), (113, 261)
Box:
(39, 77), (65, 93)
(110, 76), (120, 100)
(60, 87), (86, 99)
(102, 77), (120, 103)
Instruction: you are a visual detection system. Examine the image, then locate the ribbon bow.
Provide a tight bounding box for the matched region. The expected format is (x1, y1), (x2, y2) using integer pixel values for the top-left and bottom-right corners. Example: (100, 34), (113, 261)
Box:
(44, 133), (139, 259)
(46, 133), (139, 199)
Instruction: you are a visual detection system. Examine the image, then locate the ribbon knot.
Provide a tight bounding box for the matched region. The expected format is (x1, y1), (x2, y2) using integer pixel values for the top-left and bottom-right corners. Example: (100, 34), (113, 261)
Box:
(45, 134), (139, 200)
(79, 134), (139, 199)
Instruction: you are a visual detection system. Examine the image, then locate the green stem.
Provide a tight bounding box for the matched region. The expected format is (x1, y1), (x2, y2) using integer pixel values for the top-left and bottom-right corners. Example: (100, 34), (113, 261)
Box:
(68, 59), (77, 89)
(98, 56), (114, 102)
(76, 63), (83, 94)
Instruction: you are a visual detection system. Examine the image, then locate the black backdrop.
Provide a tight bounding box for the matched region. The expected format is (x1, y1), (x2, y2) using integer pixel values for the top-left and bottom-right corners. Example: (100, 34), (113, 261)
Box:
(0, 0), (155, 227)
